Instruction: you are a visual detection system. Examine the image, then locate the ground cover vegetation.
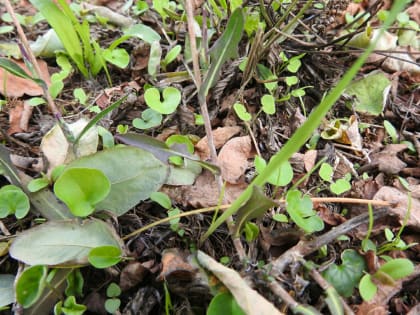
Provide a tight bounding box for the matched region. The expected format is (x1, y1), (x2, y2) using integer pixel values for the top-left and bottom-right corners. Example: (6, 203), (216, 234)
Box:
(0, 0), (419, 314)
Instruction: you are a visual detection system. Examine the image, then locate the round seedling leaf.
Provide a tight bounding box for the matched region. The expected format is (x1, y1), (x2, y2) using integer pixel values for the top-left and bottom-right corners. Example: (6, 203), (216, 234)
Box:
(105, 298), (121, 314)
(106, 283), (121, 298)
(27, 178), (50, 193)
(261, 94), (275, 115)
(376, 258), (414, 280)
(330, 178), (352, 195)
(88, 245), (122, 269)
(16, 265), (48, 308)
(144, 87), (181, 114)
(102, 48), (130, 68)
(132, 108), (162, 129)
(54, 168), (111, 217)
(0, 185), (30, 219)
(359, 274), (377, 301)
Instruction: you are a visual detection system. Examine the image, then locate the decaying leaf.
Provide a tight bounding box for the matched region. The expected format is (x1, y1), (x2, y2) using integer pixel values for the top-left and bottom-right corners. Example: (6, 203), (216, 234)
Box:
(0, 59), (50, 97)
(370, 144), (408, 174)
(374, 186), (420, 229)
(218, 136), (255, 183)
(196, 251), (284, 315)
(195, 126), (241, 160)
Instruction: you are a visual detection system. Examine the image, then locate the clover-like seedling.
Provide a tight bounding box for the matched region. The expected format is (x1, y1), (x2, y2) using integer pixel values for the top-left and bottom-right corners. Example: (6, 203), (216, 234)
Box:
(54, 168), (111, 217)
(105, 283), (121, 314)
(0, 185), (30, 219)
(233, 103), (251, 121)
(144, 86), (181, 114)
(132, 108), (162, 129)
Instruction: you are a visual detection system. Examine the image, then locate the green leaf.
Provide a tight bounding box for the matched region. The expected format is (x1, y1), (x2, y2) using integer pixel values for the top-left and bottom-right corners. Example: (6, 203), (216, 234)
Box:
(123, 24), (161, 44)
(54, 168), (110, 217)
(65, 269), (84, 298)
(102, 48), (130, 68)
(255, 156), (293, 187)
(9, 219), (123, 266)
(88, 245), (122, 269)
(330, 178), (351, 195)
(0, 185), (30, 219)
(261, 94), (275, 115)
(27, 97), (46, 106)
(73, 88), (87, 105)
(60, 296), (86, 315)
(144, 87), (181, 114)
(233, 186), (277, 237)
(0, 57), (46, 87)
(375, 258), (414, 280)
(162, 45), (181, 66)
(105, 298), (121, 314)
(150, 191), (172, 209)
(199, 8), (244, 101)
(243, 221), (259, 242)
(319, 163), (333, 182)
(383, 120), (398, 143)
(65, 146), (168, 216)
(285, 76), (298, 86)
(233, 103), (251, 121)
(207, 292), (246, 315)
(0, 274), (15, 308)
(132, 108), (162, 129)
(27, 178), (50, 193)
(286, 190), (324, 233)
(344, 70), (391, 115)
(30, 0), (87, 77)
(256, 63), (278, 92)
(325, 287), (344, 315)
(97, 126), (114, 149)
(323, 249), (366, 297)
(359, 274), (377, 301)
(16, 265), (48, 308)
(106, 283), (121, 298)
(272, 213), (288, 223)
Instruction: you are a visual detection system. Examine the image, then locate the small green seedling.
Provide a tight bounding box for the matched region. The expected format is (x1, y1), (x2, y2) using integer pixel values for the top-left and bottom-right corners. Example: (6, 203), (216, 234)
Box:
(233, 103), (252, 121)
(286, 189), (324, 233)
(132, 108), (163, 129)
(88, 245), (122, 269)
(151, 192), (185, 236)
(54, 296), (86, 315)
(144, 86), (181, 114)
(254, 155), (293, 187)
(383, 120), (398, 144)
(318, 162), (352, 195)
(54, 168), (111, 217)
(0, 185), (30, 219)
(65, 269), (84, 298)
(73, 88), (87, 106)
(27, 97), (46, 107)
(261, 94), (275, 115)
(27, 175), (50, 192)
(161, 45), (181, 71)
(359, 258), (414, 301)
(105, 283), (121, 314)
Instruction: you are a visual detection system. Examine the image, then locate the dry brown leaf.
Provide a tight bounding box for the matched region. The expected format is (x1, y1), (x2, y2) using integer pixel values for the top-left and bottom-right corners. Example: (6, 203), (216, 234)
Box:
(303, 150), (317, 173)
(7, 100), (24, 135)
(0, 59), (50, 98)
(157, 248), (197, 282)
(369, 144), (408, 174)
(218, 136), (255, 183)
(374, 186), (420, 229)
(119, 261), (149, 291)
(161, 170), (247, 208)
(195, 126), (241, 160)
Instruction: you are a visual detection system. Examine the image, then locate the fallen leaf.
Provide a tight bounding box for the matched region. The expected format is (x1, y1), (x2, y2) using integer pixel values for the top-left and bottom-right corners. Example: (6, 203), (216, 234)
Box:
(303, 150), (317, 173)
(218, 136), (255, 183)
(196, 250), (284, 315)
(372, 144), (408, 174)
(119, 261), (149, 291)
(195, 126), (241, 160)
(157, 248), (197, 282)
(7, 100), (24, 135)
(0, 59), (50, 98)
(373, 186), (420, 229)
(161, 170), (247, 207)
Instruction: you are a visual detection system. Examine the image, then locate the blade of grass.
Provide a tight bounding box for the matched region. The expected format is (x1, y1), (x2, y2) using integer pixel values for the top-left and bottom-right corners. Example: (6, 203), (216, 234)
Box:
(201, 0), (408, 242)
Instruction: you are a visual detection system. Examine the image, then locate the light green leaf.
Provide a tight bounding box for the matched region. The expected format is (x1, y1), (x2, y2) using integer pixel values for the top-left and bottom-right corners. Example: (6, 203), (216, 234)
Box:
(162, 45), (181, 66)
(10, 219), (123, 266)
(54, 168), (111, 217)
(359, 274), (377, 301)
(233, 103), (251, 121)
(207, 292), (246, 315)
(132, 108), (162, 129)
(27, 178), (49, 193)
(105, 298), (121, 314)
(88, 245), (122, 269)
(0, 185), (30, 219)
(102, 48), (130, 68)
(330, 178), (351, 195)
(261, 94), (275, 115)
(319, 163), (334, 182)
(123, 24), (161, 44)
(376, 258), (414, 280)
(150, 192), (172, 209)
(148, 41), (162, 78)
(144, 87), (181, 114)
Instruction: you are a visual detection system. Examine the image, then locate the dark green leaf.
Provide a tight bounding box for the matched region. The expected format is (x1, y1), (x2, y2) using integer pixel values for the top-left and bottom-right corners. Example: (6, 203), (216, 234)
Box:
(0, 57), (45, 87)
(16, 265), (48, 308)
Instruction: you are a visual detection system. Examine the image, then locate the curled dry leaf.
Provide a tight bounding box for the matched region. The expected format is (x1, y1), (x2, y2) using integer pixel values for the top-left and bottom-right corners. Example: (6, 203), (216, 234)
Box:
(374, 186), (420, 229)
(195, 126), (241, 160)
(218, 136), (255, 183)
(0, 59), (50, 98)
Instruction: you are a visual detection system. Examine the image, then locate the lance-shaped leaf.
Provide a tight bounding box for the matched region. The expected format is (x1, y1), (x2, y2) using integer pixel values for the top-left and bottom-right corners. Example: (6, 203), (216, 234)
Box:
(0, 57), (46, 87)
(198, 8), (244, 102)
(116, 133), (220, 175)
(233, 186), (277, 237)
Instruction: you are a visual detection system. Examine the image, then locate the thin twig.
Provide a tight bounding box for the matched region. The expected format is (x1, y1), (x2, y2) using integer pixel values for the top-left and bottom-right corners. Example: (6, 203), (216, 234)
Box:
(3, 0), (60, 117)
